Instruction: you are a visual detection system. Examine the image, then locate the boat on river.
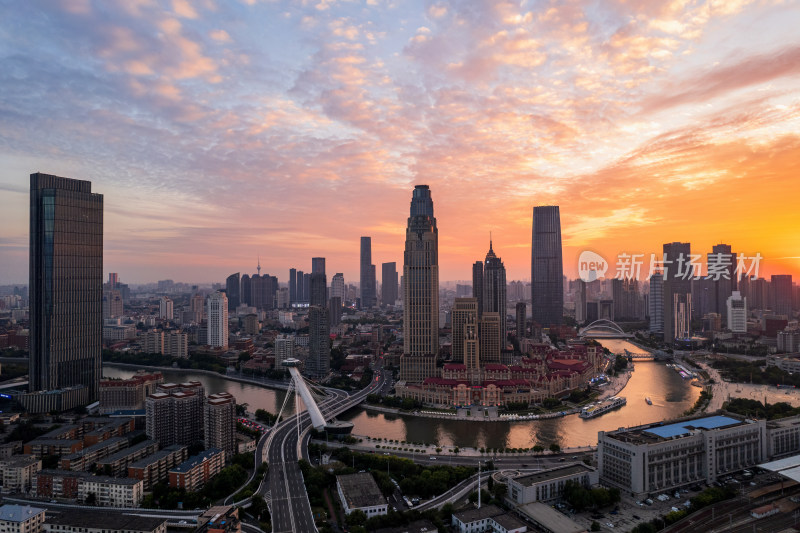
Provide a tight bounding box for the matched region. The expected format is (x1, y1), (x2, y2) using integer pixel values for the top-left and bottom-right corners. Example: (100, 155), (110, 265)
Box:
(579, 396), (627, 419)
(645, 397), (653, 405)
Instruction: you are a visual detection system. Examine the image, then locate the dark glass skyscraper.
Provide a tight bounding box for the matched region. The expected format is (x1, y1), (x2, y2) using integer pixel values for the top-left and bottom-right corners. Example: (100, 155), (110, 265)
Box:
(306, 259), (330, 378)
(381, 262), (398, 306)
(663, 241), (692, 342)
(289, 268), (297, 304)
(225, 273), (240, 311)
(531, 206), (563, 327)
(481, 241), (507, 347)
(360, 236), (376, 308)
(28, 173), (103, 412)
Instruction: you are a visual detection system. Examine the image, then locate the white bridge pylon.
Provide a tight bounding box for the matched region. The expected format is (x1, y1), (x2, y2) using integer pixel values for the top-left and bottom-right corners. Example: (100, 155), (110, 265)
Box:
(280, 358), (327, 431)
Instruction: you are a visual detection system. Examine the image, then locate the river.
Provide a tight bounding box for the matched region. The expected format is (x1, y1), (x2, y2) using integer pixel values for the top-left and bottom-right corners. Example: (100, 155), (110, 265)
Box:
(102, 339), (699, 449)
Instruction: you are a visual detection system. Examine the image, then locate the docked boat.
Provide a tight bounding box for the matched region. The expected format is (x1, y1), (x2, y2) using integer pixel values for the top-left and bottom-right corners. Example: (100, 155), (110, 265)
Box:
(579, 396), (627, 419)
(645, 397), (653, 405)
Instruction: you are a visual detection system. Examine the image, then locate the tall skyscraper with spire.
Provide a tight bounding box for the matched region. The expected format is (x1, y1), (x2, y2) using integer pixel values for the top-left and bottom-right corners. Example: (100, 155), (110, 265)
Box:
(480, 239), (507, 352)
(400, 185), (439, 382)
(531, 206), (564, 327)
(27, 173), (103, 412)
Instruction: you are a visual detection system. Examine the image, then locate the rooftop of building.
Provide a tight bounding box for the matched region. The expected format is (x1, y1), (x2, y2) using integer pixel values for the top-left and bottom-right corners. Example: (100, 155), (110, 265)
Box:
(372, 519), (437, 533)
(44, 510), (166, 531)
(336, 473), (385, 509)
(0, 504), (45, 523)
(62, 437), (128, 460)
(26, 439), (83, 447)
(606, 413), (752, 445)
(452, 504), (503, 524)
(491, 513), (527, 531)
(171, 449), (223, 474)
(0, 454), (40, 466)
(512, 464), (594, 487)
(129, 444), (186, 468)
(518, 502), (584, 533)
(38, 469), (142, 485)
(96, 439), (158, 464)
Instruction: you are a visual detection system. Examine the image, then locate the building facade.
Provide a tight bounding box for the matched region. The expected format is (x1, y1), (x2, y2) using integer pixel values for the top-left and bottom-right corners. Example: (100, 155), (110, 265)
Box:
(28, 173), (103, 411)
(205, 392), (236, 460)
(360, 237), (376, 309)
(662, 242), (692, 343)
(207, 292), (229, 349)
(381, 262), (398, 306)
(400, 185), (439, 382)
(531, 206), (563, 327)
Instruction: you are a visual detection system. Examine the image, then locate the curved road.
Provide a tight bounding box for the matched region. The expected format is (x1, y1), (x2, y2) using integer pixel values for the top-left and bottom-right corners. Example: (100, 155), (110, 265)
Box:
(264, 370), (386, 533)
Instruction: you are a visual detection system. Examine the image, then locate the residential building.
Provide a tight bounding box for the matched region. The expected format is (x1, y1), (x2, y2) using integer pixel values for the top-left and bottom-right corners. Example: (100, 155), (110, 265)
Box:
(33, 470), (143, 507)
(169, 449), (225, 491)
(649, 273), (663, 334)
(27, 173), (103, 411)
(400, 185), (439, 382)
(516, 302), (526, 338)
(336, 473), (387, 517)
(205, 392), (236, 460)
(531, 206), (563, 327)
(330, 273), (345, 303)
(306, 263), (330, 379)
(0, 455), (41, 494)
(95, 439), (160, 477)
(207, 292), (229, 349)
(146, 382), (205, 446)
(127, 445), (187, 490)
(772, 275), (793, 317)
(778, 330), (800, 353)
(99, 371), (163, 412)
(274, 335), (294, 367)
(102, 290), (124, 319)
(0, 504), (45, 533)
(727, 291), (747, 333)
(158, 297), (173, 321)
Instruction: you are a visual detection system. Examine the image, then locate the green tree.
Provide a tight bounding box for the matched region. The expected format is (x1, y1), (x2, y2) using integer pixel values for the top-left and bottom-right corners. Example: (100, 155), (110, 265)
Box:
(549, 443), (561, 453)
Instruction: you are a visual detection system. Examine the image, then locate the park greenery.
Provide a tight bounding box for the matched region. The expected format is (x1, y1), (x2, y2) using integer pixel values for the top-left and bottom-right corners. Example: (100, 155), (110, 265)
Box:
(724, 398), (800, 420)
(102, 348), (228, 374)
(366, 393), (423, 410)
(710, 359), (798, 386)
(683, 389), (713, 416)
(562, 480), (620, 511)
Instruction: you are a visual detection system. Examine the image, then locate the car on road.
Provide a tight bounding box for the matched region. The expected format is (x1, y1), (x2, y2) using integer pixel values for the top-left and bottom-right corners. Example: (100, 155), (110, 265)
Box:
(384, 452), (390, 455)
(429, 456), (436, 460)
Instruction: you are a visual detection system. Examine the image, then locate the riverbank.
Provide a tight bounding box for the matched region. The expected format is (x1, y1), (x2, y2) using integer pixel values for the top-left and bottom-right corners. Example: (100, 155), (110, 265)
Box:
(312, 437), (597, 457)
(103, 361), (293, 391)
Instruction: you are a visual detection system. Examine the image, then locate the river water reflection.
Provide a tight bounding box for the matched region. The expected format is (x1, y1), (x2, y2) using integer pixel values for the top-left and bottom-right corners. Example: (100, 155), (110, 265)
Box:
(102, 339), (699, 449)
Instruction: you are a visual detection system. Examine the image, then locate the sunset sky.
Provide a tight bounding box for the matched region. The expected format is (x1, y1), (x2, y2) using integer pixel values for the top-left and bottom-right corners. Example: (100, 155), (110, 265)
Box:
(1, 0), (799, 285)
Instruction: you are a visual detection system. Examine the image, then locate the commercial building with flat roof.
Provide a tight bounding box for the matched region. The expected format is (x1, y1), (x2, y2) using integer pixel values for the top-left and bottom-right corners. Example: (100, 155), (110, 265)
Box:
(598, 413), (767, 496)
(451, 505), (502, 533)
(43, 510), (166, 533)
(336, 473), (387, 518)
(168, 448), (225, 491)
(516, 503), (585, 533)
(507, 464), (598, 505)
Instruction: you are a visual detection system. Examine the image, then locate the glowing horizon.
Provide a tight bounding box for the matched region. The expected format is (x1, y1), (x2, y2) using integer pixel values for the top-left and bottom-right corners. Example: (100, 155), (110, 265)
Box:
(1, 0), (799, 285)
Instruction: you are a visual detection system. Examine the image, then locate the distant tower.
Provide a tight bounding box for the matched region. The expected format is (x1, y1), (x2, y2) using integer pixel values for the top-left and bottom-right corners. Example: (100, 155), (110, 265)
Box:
(225, 273), (240, 311)
(289, 268), (297, 305)
(531, 206), (563, 327)
(772, 275), (793, 316)
(331, 273), (345, 302)
(381, 262), (398, 306)
(472, 261), (484, 316)
(709, 244), (735, 322)
(727, 291), (747, 333)
(306, 259), (330, 379)
(360, 237), (376, 308)
(481, 239), (507, 351)
(159, 296), (174, 320)
(257, 256), (261, 277)
(296, 270), (304, 302)
(400, 185), (439, 382)
(240, 274), (251, 307)
(451, 298), (478, 364)
(649, 273), (664, 334)
(28, 173), (103, 411)
(207, 291), (229, 349)
(516, 302), (527, 338)
(662, 242), (692, 342)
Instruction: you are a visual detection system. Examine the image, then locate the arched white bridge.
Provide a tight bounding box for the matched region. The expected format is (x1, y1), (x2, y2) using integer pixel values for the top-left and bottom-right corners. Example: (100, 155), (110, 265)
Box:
(276, 358), (353, 434)
(578, 319), (634, 338)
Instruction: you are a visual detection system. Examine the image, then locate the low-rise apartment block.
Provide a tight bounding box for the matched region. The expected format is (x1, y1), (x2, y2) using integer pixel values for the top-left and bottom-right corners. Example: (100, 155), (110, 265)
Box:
(0, 455), (42, 494)
(168, 449), (225, 492)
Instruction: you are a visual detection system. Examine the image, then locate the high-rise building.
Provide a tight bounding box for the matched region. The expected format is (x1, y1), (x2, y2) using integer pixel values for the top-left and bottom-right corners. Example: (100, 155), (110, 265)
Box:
(289, 268), (297, 305)
(207, 292), (228, 349)
(451, 298), (478, 364)
(330, 273), (345, 303)
(531, 206), (563, 327)
(328, 296), (343, 326)
(306, 262), (330, 379)
(240, 274), (251, 307)
(303, 273), (311, 304)
(479, 313), (501, 365)
(709, 244), (735, 322)
(472, 262), (484, 316)
(575, 280), (586, 324)
(159, 296), (174, 321)
(727, 291), (747, 333)
(296, 270), (304, 303)
(274, 335), (294, 367)
(649, 274), (664, 334)
(204, 392), (236, 460)
(480, 241), (507, 350)
(225, 273), (240, 311)
(103, 290), (123, 319)
(28, 173), (103, 412)
(516, 302), (526, 337)
(146, 382), (205, 446)
(312, 257), (326, 275)
(662, 242), (692, 342)
(381, 262), (398, 307)
(772, 275), (793, 317)
(360, 237), (376, 308)
(400, 185), (439, 382)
